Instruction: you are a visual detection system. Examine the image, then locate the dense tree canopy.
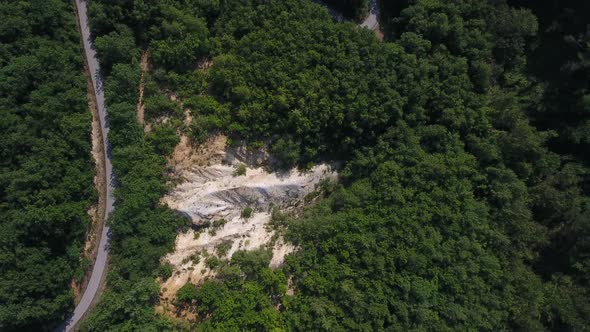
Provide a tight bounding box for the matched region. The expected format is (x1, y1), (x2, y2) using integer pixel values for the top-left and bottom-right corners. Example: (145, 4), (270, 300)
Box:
(509, 0), (590, 159)
(79, 0), (590, 331)
(0, 0), (94, 330)
(81, 60), (187, 331)
(323, 0), (370, 21)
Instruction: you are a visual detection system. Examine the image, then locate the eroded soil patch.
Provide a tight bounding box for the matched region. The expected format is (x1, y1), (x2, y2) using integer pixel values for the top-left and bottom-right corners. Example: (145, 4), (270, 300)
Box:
(157, 135), (336, 316)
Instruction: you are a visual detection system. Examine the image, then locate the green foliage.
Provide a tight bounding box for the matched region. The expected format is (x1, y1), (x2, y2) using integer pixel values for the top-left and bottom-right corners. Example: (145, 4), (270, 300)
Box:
(93, 78), (188, 329)
(157, 263), (174, 280)
(82, 0), (590, 331)
(146, 123), (180, 156)
(207, 6), (406, 166)
(271, 138), (300, 169)
(230, 249), (273, 280)
(176, 283), (198, 304)
(159, 70), (208, 98)
(188, 114), (222, 144)
(212, 218), (227, 229)
(284, 127), (497, 330)
(191, 253), (201, 264)
(324, 0), (369, 21)
(509, 0), (590, 163)
(215, 240), (233, 258)
(168, 250), (284, 330)
(488, 5), (538, 66)
(241, 207), (253, 219)
(82, 278), (175, 331)
(95, 26), (139, 73)
(233, 163), (247, 176)
(144, 94), (182, 120)
(149, 7), (211, 71)
(79, 3), (191, 331)
(186, 96), (230, 144)
(0, 0), (94, 330)
(205, 256), (220, 270)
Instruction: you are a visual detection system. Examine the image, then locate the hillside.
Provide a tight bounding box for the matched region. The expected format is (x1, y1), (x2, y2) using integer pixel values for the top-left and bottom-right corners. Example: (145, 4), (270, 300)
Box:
(2, 0), (589, 331)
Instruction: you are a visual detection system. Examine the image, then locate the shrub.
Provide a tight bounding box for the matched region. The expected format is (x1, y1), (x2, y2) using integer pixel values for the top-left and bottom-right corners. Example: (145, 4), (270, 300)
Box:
(230, 249), (273, 280)
(192, 254), (201, 264)
(215, 240), (233, 257)
(271, 138), (300, 168)
(212, 218), (227, 229)
(241, 207), (253, 219)
(205, 256), (220, 269)
(233, 163), (247, 176)
(144, 94), (182, 120)
(176, 283), (198, 304)
(157, 263), (174, 280)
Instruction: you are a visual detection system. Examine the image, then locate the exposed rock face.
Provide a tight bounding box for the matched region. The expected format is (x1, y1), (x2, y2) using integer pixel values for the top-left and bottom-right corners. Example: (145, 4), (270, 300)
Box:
(157, 135), (337, 315)
(163, 163), (334, 223)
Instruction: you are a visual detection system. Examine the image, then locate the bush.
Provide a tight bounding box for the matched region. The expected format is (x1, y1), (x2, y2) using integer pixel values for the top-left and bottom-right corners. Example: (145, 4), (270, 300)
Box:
(176, 283), (198, 303)
(145, 124), (180, 155)
(205, 256), (220, 269)
(233, 163), (247, 176)
(230, 249), (273, 280)
(163, 70), (207, 98)
(149, 13), (210, 71)
(144, 94), (182, 120)
(271, 138), (300, 168)
(192, 254), (201, 264)
(189, 115), (219, 144)
(157, 263), (174, 280)
(94, 27), (139, 73)
(215, 240), (233, 257)
(212, 218), (228, 228)
(241, 207), (253, 219)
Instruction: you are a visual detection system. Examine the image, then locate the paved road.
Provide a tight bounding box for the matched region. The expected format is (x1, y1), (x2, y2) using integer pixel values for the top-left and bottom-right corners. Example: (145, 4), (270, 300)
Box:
(58, 0), (115, 331)
(58, 1), (375, 330)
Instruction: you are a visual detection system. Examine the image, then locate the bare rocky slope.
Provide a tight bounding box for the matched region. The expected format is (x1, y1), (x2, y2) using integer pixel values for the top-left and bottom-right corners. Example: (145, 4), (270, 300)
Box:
(157, 135), (337, 315)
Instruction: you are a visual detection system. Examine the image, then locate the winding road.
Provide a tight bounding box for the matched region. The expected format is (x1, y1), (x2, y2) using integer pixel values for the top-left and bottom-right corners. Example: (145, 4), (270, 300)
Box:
(58, 0), (115, 330)
(57, 0), (377, 330)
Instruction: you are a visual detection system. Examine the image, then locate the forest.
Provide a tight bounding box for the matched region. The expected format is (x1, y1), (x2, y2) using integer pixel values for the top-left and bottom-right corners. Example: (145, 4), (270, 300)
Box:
(1, 0), (589, 331)
(0, 0), (95, 331)
(78, 0), (590, 330)
(323, 0), (369, 21)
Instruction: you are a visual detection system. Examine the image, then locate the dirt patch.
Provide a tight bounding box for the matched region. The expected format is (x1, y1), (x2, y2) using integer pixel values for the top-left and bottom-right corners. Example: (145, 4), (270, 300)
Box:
(157, 137), (337, 318)
(168, 133), (227, 174)
(374, 28), (384, 41)
(198, 58), (213, 71)
(72, 68), (107, 304)
(136, 51), (149, 126)
(270, 240), (296, 268)
(286, 276), (295, 296)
